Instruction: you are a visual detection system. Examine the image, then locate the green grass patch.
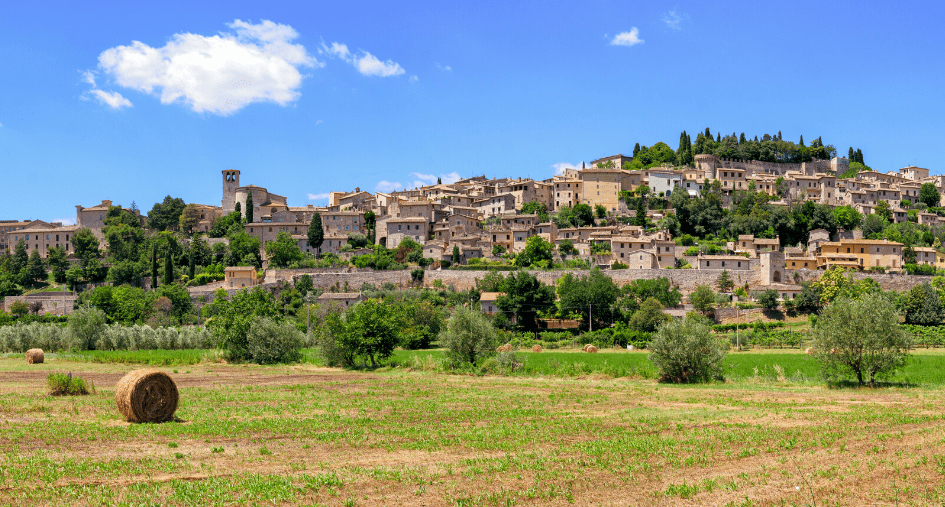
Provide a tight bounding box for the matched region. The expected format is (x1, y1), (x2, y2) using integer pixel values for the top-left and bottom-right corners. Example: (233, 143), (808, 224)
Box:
(63, 349), (222, 366)
(47, 372), (91, 395)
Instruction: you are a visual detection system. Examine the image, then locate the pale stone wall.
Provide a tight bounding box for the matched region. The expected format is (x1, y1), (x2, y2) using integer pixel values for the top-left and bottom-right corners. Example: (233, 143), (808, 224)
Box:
(247, 266), (931, 301)
(2, 292), (77, 316)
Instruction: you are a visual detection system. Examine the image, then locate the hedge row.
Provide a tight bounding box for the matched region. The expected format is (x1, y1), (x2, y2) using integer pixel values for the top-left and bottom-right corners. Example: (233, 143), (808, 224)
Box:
(713, 321), (785, 333)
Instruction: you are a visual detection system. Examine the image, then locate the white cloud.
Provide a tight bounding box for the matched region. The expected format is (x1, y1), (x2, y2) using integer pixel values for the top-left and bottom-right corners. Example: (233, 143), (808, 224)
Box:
(307, 192), (330, 200)
(610, 28), (644, 47)
(81, 70), (96, 86)
(52, 217), (76, 226)
(436, 63), (451, 71)
(663, 10), (682, 30)
(375, 180), (404, 193)
(409, 171), (461, 187)
(0, 122), (3, 127)
(409, 75), (418, 83)
(96, 19), (320, 116)
(321, 41), (405, 77)
(315, 119), (323, 125)
(87, 89), (133, 109)
(551, 162), (585, 176)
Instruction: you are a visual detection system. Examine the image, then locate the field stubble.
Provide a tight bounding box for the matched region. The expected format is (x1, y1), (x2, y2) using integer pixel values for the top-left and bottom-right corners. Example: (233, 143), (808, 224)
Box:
(1, 356), (945, 506)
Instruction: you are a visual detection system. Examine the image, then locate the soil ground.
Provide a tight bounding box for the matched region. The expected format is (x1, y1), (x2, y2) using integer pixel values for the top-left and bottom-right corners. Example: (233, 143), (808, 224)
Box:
(1, 356), (945, 506)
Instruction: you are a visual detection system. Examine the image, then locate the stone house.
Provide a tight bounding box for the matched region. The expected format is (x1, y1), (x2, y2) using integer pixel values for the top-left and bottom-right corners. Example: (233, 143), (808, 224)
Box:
(316, 292), (365, 309)
(697, 255), (751, 270)
(623, 249), (659, 269)
(383, 217), (428, 247)
(552, 179), (582, 210)
(479, 292), (503, 314)
(474, 194), (517, 217)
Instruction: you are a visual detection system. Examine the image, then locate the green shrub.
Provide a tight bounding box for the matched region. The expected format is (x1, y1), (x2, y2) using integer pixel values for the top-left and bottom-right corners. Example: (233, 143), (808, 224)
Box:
(648, 315), (726, 383)
(68, 308), (106, 350)
(813, 294), (912, 386)
(440, 307), (498, 367)
(245, 316), (303, 364)
(47, 373), (91, 395)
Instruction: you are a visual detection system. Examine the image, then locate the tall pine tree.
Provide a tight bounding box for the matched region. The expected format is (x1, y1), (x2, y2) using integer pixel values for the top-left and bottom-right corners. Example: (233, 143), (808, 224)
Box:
(632, 143), (640, 158)
(799, 135), (805, 146)
(245, 193), (253, 223)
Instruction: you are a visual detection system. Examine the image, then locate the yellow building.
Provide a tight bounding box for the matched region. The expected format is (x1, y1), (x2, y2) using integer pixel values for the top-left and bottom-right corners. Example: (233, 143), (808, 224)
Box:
(815, 239), (903, 272)
(579, 167), (630, 212)
(224, 266), (258, 288)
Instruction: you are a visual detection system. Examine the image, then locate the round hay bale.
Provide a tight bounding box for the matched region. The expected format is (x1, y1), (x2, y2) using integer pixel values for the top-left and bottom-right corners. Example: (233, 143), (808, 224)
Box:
(531, 344), (542, 353)
(115, 369), (179, 423)
(583, 344), (591, 352)
(25, 348), (44, 364)
(586, 345), (598, 353)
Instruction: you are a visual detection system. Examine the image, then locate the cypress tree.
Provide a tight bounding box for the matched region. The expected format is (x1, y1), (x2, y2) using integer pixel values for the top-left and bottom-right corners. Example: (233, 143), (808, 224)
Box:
(777, 130), (782, 140)
(704, 127), (711, 139)
(164, 247), (173, 285)
(150, 247), (159, 289)
(716, 133), (721, 143)
(739, 132), (747, 144)
(848, 147), (854, 161)
(676, 131), (688, 164)
(452, 245), (460, 264)
(245, 193), (253, 223)
(235, 201), (242, 222)
(634, 197), (647, 227)
(855, 149), (864, 165)
(633, 143), (640, 158)
(799, 135), (805, 146)
(437, 177), (442, 184)
(307, 212), (324, 255)
(754, 135), (758, 142)
(188, 243), (196, 280)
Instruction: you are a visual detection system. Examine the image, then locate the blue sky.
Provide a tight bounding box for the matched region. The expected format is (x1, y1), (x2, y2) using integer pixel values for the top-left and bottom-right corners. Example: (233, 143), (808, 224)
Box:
(1, 1), (943, 224)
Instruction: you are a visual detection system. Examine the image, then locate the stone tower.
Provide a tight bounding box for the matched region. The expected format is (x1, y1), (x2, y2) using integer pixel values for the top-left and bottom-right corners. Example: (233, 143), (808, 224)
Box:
(694, 154), (719, 180)
(222, 169), (240, 213)
(759, 250), (785, 285)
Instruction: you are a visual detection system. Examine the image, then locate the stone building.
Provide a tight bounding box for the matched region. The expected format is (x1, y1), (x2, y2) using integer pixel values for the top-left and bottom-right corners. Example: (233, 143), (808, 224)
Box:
(224, 266), (258, 288)
(815, 239), (903, 272)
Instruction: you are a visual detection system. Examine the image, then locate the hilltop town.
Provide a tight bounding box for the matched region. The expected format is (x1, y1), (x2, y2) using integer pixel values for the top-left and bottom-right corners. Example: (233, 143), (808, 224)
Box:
(2, 130), (944, 312)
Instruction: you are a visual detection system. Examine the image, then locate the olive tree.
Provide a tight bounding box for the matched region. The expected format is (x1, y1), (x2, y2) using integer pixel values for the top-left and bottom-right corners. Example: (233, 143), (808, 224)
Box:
(648, 314), (726, 383)
(439, 306), (497, 367)
(812, 293), (912, 386)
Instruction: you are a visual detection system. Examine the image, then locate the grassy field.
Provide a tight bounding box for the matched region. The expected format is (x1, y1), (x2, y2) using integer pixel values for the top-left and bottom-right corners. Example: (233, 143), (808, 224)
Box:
(29, 346), (945, 387)
(3, 354), (945, 506)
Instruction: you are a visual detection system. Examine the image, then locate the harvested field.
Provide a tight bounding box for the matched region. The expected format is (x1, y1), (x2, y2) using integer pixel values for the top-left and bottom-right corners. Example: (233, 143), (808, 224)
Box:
(1, 356), (945, 506)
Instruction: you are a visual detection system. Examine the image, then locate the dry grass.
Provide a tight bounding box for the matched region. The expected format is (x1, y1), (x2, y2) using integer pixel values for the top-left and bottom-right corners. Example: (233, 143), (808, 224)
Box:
(2, 358), (945, 505)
